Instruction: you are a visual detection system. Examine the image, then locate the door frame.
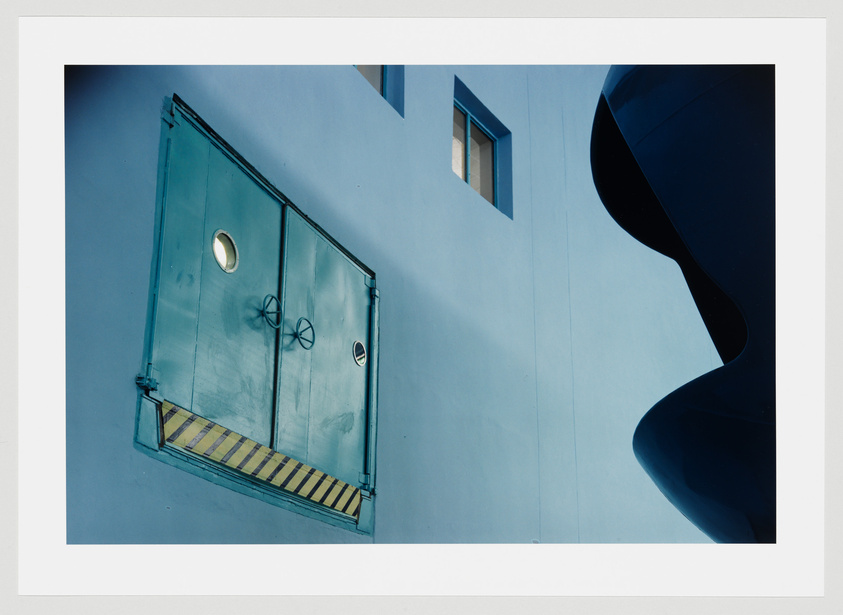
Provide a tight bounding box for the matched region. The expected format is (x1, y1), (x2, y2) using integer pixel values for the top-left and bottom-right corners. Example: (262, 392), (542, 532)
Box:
(134, 94), (379, 535)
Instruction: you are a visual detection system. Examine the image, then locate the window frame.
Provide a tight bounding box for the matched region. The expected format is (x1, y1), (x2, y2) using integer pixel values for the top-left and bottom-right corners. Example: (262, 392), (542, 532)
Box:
(452, 76), (513, 219)
(453, 99), (498, 208)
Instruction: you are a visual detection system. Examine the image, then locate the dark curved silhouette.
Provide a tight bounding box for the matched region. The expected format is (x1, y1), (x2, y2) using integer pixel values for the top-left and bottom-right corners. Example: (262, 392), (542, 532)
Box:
(590, 65), (776, 543)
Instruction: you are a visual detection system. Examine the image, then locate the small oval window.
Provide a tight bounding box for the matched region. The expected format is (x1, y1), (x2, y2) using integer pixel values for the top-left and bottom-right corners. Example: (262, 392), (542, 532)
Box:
(353, 341), (367, 366)
(212, 230), (239, 273)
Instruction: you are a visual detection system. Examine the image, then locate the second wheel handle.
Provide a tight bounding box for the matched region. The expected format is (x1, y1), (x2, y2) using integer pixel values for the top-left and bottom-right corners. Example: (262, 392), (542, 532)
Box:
(295, 317), (315, 350)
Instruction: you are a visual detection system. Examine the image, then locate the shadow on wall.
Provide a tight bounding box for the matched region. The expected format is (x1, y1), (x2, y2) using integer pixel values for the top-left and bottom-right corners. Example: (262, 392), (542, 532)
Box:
(590, 65), (776, 543)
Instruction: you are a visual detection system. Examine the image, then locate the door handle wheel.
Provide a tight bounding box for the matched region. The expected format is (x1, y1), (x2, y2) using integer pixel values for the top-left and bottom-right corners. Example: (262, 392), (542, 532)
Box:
(294, 317), (315, 350)
(261, 294), (282, 329)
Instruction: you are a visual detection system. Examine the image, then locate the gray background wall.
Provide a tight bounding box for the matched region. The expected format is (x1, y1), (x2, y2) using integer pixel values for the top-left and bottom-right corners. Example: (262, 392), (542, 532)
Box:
(65, 64), (717, 544)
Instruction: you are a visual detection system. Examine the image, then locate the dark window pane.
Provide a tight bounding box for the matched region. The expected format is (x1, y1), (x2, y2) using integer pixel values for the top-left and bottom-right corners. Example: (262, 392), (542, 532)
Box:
(356, 65), (383, 94)
(470, 121), (494, 204)
(452, 106), (467, 180)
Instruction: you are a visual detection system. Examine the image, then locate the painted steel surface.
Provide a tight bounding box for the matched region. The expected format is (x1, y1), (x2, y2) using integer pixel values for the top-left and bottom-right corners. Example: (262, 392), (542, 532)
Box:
(276, 207), (372, 488)
(160, 401), (362, 519)
(152, 105), (281, 445)
(150, 109), (208, 412)
(193, 134), (282, 445)
(144, 96), (377, 523)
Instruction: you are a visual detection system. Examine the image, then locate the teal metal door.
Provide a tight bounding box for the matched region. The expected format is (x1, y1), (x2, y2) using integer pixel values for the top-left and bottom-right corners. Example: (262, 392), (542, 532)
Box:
(275, 207), (373, 488)
(191, 144), (282, 446)
(146, 98), (378, 516)
(152, 107), (281, 446)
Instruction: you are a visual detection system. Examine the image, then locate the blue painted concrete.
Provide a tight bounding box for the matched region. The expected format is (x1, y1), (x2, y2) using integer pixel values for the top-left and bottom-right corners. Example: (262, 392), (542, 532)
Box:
(65, 65), (718, 543)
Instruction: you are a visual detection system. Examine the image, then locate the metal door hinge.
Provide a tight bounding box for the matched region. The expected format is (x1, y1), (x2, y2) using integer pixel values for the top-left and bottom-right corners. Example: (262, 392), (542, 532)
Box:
(135, 364), (159, 392)
(161, 100), (178, 128)
(358, 473), (375, 495)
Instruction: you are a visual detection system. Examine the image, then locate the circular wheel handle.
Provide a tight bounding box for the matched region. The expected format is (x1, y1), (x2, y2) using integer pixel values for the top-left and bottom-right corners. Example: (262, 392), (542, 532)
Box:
(261, 294), (282, 329)
(295, 317), (315, 350)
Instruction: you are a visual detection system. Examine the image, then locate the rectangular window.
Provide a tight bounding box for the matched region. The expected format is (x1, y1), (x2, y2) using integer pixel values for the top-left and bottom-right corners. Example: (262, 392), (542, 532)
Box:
(136, 95), (379, 534)
(452, 101), (497, 206)
(452, 77), (512, 217)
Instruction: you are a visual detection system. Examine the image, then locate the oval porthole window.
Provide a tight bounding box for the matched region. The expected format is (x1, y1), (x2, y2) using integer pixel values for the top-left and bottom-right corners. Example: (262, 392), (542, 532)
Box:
(212, 230), (239, 273)
(353, 341), (367, 366)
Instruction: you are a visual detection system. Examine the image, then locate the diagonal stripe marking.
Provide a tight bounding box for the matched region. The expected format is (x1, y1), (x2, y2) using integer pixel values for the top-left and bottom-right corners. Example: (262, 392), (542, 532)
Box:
(158, 402), (364, 521)
(224, 439), (256, 469)
(161, 403), (179, 424)
(166, 414), (197, 443)
(341, 489), (358, 514)
(283, 465), (310, 493)
(252, 450), (276, 478)
(240, 445), (269, 475)
(191, 423), (228, 456)
(220, 436), (247, 464)
(202, 428), (232, 457)
(186, 421), (215, 450)
(162, 411), (190, 440)
(348, 493), (361, 519)
(279, 462), (304, 490)
(318, 478), (339, 504)
(266, 456), (291, 483)
(173, 417), (209, 448)
(206, 431), (240, 462)
(304, 472), (329, 500)
(295, 470), (322, 496)
(328, 483), (352, 511)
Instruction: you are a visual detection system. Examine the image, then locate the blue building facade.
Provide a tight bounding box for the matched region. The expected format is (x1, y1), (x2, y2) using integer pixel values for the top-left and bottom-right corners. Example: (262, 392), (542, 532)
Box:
(65, 64), (719, 543)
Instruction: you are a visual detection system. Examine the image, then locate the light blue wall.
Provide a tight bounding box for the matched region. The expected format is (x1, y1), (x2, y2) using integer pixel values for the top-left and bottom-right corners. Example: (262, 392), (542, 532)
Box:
(65, 65), (718, 543)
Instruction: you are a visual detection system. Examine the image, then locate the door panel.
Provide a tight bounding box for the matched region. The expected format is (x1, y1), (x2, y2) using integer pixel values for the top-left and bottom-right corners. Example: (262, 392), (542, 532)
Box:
(192, 145), (282, 446)
(154, 111), (282, 447)
(276, 208), (372, 486)
(152, 116), (210, 411)
(274, 210), (317, 462)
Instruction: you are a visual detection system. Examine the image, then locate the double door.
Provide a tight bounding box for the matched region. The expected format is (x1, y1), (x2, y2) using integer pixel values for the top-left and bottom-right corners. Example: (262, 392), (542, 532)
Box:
(150, 102), (376, 489)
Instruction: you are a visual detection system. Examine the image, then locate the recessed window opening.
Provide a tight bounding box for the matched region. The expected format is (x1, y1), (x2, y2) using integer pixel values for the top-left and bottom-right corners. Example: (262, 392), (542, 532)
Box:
(356, 65), (384, 95)
(353, 65), (405, 117)
(452, 76), (512, 218)
(212, 230), (238, 273)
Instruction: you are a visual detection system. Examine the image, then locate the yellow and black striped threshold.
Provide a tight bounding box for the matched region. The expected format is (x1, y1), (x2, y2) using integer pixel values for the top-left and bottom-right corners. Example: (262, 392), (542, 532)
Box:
(159, 401), (361, 520)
